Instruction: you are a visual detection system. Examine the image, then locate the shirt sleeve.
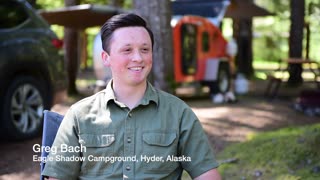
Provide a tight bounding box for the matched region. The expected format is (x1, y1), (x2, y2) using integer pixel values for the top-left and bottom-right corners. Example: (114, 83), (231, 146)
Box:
(41, 107), (82, 179)
(178, 107), (219, 178)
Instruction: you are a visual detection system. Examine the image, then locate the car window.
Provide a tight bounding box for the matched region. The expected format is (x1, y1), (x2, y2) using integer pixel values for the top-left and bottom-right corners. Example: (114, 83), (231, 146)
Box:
(0, 1), (28, 29)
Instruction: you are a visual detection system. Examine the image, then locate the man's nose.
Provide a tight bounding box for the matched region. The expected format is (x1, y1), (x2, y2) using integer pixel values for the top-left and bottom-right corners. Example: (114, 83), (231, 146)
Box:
(132, 50), (143, 62)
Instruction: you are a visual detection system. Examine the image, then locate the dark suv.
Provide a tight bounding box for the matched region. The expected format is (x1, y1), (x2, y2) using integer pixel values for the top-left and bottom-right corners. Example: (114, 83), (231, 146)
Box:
(0, 0), (67, 140)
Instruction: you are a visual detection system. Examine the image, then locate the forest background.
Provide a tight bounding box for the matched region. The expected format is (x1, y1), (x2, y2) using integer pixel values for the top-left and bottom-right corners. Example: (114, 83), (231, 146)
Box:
(31, 0), (320, 85)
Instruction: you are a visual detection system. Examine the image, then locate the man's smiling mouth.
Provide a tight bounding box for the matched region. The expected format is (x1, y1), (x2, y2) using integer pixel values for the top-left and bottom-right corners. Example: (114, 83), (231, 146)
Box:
(129, 67), (143, 71)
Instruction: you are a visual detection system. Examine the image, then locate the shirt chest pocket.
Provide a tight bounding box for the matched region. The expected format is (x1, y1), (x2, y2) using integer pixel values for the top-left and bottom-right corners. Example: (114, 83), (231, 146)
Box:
(143, 132), (176, 145)
(142, 132), (179, 172)
(79, 134), (115, 175)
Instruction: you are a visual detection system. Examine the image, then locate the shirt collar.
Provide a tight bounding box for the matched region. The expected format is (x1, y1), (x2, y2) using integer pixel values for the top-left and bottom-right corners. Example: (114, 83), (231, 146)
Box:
(104, 80), (116, 106)
(104, 80), (158, 108)
(140, 82), (158, 106)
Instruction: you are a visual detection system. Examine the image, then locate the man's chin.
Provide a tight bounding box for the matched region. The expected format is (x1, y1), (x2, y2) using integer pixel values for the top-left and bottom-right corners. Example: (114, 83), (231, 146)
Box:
(129, 79), (148, 86)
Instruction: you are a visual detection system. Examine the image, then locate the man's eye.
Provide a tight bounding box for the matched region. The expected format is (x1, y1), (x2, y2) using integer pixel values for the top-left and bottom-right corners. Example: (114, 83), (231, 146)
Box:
(141, 48), (150, 53)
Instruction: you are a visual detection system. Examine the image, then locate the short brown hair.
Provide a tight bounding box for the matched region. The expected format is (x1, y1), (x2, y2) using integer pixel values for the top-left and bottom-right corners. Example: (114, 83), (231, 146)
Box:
(100, 13), (154, 53)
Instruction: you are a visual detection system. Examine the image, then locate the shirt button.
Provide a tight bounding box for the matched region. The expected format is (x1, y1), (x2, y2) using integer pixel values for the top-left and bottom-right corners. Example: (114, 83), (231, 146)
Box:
(128, 113), (132, 118)
(126, 166), (131, 171)
(79, 139), (85, 145)
(127, 137), (131, 143)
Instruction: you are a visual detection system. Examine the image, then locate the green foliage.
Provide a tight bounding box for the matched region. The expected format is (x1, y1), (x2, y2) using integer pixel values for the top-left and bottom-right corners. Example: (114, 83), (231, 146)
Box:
(251, 0), (291, 62)
(252, 0), (320, 63)
(35, 0), (107, 9)
(253, 23), (288, 62)
(84, 27), (100, 69)
(217, 123), (320, 179)
(35, 0), (132, 9)
(35, 0), (64, 9)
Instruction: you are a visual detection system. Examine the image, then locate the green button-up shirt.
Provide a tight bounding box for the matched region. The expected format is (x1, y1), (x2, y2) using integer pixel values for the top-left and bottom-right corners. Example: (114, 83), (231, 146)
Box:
(42, 81), (219, 179)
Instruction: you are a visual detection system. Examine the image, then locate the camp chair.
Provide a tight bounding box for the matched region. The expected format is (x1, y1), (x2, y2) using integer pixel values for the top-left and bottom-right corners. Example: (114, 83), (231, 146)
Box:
(40, 110), (64, 180)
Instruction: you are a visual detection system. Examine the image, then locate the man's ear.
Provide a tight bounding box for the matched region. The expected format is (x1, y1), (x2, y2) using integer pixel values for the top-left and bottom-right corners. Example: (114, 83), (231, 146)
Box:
(101, 51), (110, 67)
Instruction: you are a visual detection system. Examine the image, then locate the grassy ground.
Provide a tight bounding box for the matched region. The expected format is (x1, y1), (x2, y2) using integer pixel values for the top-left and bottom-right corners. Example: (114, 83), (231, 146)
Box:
(217, 123), (320, 180)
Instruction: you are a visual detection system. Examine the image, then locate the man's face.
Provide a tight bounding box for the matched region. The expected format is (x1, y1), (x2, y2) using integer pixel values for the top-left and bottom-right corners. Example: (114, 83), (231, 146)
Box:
(102, 27), (153, 87)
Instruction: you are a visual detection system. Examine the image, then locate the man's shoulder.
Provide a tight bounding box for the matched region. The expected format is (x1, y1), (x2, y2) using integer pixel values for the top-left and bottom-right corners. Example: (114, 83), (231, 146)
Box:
(70, 90), (106, 111)
(154, 88), (189, 108)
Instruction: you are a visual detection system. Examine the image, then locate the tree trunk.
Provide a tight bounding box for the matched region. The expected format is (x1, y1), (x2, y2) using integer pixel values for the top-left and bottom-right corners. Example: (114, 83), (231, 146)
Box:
(64, 0), (80, 94)
(288, 0), (305, 85)
(133, 0), (174, 93)
(233, 18), (254, 78)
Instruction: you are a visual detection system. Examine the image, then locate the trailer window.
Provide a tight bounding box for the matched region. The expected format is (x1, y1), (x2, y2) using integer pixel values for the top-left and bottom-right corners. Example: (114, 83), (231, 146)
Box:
(181, 24), (197, 75)
(202, 32), (210, 52)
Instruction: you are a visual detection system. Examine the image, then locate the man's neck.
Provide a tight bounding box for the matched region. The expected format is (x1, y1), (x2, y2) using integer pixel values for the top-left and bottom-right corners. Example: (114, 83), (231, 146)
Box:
(112, 81), (147, 109)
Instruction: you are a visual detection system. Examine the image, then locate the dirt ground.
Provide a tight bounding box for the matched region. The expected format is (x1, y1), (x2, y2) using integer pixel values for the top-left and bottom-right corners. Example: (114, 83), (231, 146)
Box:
(0, 75), (319, 180)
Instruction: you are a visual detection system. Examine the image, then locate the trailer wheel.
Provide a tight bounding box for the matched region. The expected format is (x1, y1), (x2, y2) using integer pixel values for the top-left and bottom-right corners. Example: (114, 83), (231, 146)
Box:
(217, 62), (231, 93)
(203, 62), (231, 95)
